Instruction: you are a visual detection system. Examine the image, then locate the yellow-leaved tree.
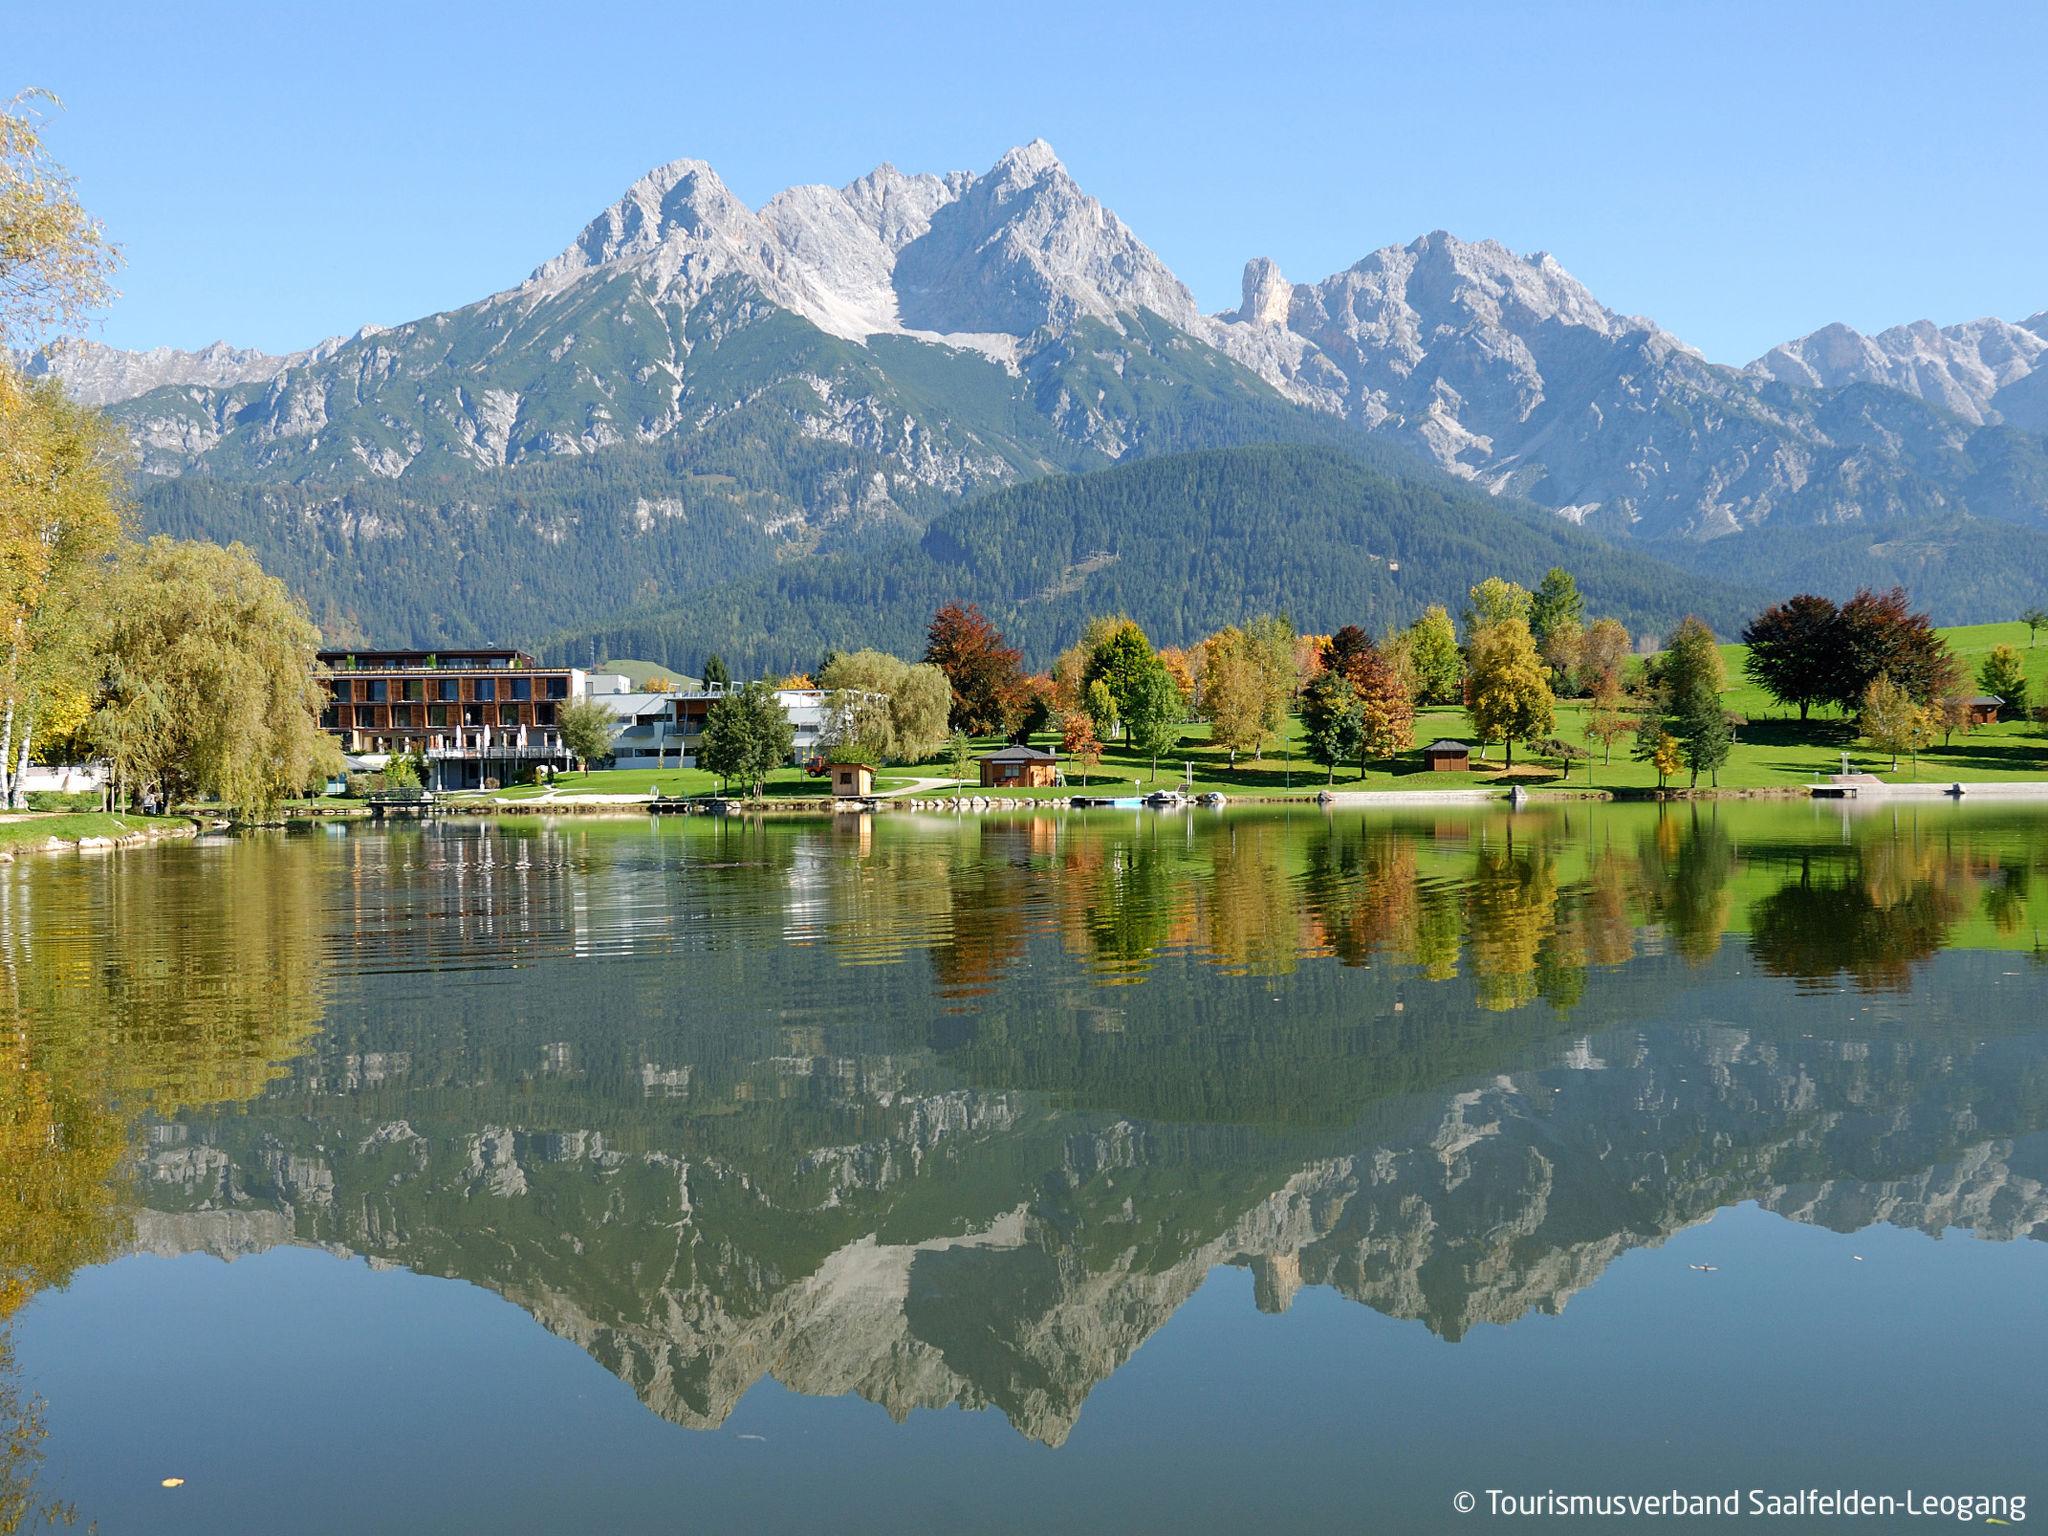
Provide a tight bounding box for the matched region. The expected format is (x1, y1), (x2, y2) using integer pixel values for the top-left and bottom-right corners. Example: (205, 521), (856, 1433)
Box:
(1466, 618), (1555, 770)
(0, 369), (127, 806)
(1, 89), (127, 807)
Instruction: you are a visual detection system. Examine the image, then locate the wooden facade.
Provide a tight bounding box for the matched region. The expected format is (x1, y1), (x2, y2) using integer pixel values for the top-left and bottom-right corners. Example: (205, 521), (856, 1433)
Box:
(316, 648), (580, 789)
(1423, 740), (1472, 773)
(980, 745), (1060, 788)
(824, 762), (875, 798)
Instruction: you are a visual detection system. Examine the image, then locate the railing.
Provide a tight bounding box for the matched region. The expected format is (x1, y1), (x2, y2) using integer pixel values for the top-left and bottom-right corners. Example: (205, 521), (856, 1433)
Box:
(424, 744), (570, 759)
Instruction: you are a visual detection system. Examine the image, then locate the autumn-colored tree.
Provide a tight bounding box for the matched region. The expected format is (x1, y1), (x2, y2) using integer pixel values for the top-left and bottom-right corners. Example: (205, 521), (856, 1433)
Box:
(1584, 667), (1632, 764)
(924, 602), (1024, 736)
(1351, 643), (1416, 771)
(1860, 674), (1934, 772)
(1, 91), (120, 349)
(0, 371), (127, 807)
(1156, 645), (1195, 703)
(1541, 619), (1585, 694)
(1320, 625), (1375, 683)
(1466, 618), (1554, 770)
(1244, 614), (1300, 741)
(1464, 576), (1533, 636)
(1578, 617), (1632, 693)
(1061, 711), (1102, 786)
(1198, 626), (1271, 764)
(1194, 618), (1297, 764)
(1650, 731), (1683, 788)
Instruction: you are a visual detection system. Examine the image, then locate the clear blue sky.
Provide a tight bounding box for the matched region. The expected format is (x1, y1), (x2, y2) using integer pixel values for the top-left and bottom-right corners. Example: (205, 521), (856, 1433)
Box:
(16, 0), (2047, 364)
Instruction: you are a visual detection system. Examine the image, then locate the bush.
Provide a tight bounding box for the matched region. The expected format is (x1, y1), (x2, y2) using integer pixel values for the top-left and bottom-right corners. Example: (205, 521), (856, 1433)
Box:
(26, 789), (101, 812)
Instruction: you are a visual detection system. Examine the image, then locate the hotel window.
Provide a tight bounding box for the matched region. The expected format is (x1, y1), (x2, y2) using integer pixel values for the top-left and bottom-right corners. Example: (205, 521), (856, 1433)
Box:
(535, 702), (556, 726)
(428, 705), (449, 728)
(366, 679), (388, 703)
(438, 678), (459, 702)
(475, 678), (495, 702)
(545, 676), (569, 699)
(498, 704), (520, 727)
(402, 678), (423, 702)
(510, 677), (531, 701)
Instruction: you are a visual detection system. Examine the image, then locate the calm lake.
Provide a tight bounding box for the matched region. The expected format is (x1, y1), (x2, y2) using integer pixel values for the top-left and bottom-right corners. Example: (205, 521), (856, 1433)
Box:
(5, 803), (2046, 1532)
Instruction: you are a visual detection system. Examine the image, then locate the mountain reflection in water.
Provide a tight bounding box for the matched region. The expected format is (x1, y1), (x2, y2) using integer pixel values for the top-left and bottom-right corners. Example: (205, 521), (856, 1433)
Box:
(4, 802), (2046, 1451)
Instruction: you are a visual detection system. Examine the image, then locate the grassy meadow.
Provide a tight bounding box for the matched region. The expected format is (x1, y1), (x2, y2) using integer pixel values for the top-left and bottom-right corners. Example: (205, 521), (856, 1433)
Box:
(457, 620), (2047, 802)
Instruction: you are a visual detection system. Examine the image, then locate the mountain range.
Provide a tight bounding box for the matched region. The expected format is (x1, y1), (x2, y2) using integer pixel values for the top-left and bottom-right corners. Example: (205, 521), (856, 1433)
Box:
(28, 140), (2048, 660)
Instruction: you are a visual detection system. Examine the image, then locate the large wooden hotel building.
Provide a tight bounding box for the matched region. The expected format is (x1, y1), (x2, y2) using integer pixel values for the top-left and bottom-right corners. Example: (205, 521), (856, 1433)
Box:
(317, 648), (585, 791)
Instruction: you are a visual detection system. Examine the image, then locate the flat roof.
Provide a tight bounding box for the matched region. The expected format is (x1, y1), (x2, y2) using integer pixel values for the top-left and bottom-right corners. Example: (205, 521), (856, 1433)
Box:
(316, 647), (558, 670)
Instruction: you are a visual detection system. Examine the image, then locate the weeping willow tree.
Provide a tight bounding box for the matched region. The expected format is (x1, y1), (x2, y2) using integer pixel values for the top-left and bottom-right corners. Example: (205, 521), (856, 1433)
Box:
(88, 536), (341, 817)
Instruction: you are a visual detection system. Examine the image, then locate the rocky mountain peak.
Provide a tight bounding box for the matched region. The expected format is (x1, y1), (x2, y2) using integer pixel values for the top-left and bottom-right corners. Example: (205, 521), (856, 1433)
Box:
(530, 157), (748, 283)
(1232, 257), (1294, 327)
(988, 137), (1065, 184)
(1747, 311), (2048, 425)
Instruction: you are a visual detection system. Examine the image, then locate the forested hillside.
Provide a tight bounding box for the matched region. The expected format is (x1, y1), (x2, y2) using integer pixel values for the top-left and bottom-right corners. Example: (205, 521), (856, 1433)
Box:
(555, 445), (1765, 672)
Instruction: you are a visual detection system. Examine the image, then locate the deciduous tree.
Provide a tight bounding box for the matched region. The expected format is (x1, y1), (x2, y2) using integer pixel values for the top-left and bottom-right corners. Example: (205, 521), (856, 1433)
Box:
(1584, 667), (1632, 765)
(1466, 618), (1554, 770)
(557, 698), (618, 774)
(1061, 712), (1102, 786)
(699, 679), (795, 797)
(1123, 660), (1186, 783)
(1, 91), (119, 348)
(1740, 594), (1838, 720)
(1860, 674), (1933, 772)
(924, 602), (1024, 736)
(1404, 604), (1464, 704)
(1836, 586), (1950, 709)
(1578, 617), (1632, 693)
(85, 536), (338, 817)
(1301, 670), (1363, 784)
(1981, 644), (2027, 709)
(1464, 577), (1533, 636)
(0, 371), (126, 807)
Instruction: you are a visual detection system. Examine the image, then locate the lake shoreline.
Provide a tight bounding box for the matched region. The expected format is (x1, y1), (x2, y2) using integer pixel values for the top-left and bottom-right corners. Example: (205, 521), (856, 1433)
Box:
(279, 778), (2048, 820)
(0, 812), (200, 861)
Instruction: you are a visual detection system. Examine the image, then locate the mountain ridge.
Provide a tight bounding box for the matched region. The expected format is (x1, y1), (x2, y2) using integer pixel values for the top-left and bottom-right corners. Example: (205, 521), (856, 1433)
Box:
(23, 139), (2048, 639)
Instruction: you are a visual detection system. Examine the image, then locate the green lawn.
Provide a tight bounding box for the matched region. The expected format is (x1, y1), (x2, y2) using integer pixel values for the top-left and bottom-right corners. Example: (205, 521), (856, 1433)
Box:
(451, 620), (2048, 803)
(0, 812), (179, 851)
(1714, 619), (2044, 721)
